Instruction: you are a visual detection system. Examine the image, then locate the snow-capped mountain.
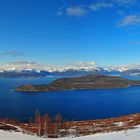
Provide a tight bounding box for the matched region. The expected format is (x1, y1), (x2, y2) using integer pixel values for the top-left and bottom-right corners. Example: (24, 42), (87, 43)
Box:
(0, 64), (140, 77)
(0, 67), (127, 77)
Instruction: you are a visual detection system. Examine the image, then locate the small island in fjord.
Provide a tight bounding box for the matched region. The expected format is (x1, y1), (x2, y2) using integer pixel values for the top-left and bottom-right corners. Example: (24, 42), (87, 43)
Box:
(15, 75), (140, 92)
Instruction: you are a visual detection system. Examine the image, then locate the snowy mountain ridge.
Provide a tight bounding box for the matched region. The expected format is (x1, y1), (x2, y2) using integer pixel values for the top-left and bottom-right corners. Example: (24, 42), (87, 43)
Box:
(0, 65), (140, 77)
(0, 66), (130, 73)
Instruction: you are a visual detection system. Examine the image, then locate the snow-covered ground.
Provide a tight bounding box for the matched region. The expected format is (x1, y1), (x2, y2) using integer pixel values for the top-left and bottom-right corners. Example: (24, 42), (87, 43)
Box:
(1, 125), (140, 140)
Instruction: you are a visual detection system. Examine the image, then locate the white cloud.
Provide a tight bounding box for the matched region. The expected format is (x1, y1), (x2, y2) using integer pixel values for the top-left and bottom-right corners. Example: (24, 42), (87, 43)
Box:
(66, 6), (87, 17)
(118, 15), (140, 26)
(64, 61), (96, 69)
(89, 2), (113, 11)
(116, 0), (136, 6)
(4, 61), (51, 71)
(58, 0), (137, 17)
(0, 60), (97, 71)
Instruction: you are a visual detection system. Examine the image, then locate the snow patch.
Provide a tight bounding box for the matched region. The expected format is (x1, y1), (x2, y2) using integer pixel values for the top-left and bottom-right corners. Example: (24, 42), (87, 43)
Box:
(0, 125), (140, 140)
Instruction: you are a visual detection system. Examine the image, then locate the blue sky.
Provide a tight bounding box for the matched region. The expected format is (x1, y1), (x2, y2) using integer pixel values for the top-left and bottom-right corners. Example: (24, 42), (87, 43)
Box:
(0, 0), (140, 67)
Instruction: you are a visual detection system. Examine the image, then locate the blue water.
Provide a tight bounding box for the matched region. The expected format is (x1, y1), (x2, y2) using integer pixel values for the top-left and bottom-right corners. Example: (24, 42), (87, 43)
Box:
(0, 76), (140, 121)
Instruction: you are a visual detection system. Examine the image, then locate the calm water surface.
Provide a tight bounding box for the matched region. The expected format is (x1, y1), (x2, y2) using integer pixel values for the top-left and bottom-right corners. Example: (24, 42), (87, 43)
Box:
(0, 76), (140, 121)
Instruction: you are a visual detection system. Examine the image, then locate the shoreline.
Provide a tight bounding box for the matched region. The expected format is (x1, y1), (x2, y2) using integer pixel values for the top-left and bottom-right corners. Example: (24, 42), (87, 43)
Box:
(0, 112), (140, 138)
(15, 75), (140, 92)
(15, 84), (140, 93)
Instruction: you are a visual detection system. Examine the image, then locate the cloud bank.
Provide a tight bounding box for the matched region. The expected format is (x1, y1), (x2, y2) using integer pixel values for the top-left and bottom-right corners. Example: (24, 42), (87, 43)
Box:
(89, 2), (113, 11)
(64, 61), (96, 70)
(58, 0), (136, 17)
(0, 61), (97, 71)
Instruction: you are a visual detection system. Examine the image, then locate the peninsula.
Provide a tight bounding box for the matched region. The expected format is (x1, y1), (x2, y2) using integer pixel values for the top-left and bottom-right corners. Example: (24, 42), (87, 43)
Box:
(15, 75), (140, 92)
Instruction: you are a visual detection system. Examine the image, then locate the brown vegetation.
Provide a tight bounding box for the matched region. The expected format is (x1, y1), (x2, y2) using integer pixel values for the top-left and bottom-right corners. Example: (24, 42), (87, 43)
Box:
(0, 112), (140, 138)
(15, 75), (140, 92)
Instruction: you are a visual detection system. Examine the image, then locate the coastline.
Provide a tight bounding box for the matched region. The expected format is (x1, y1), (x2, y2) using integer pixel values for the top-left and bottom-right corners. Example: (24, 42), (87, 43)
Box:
(15, 75), (140, 92)
(1, 113), (140, 138)
(15, 84), (140, 93)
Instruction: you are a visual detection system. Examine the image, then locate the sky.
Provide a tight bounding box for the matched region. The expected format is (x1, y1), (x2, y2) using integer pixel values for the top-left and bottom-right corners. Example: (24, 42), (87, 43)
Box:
(0, 0), (140, 68)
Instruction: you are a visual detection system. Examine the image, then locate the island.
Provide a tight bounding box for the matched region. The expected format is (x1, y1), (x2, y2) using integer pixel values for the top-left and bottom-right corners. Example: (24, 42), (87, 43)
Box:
(15, 74), (140, 92)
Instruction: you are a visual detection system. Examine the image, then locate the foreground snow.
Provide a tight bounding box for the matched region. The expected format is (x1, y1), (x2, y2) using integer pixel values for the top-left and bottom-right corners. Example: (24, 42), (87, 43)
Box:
(0, 125), (140, 140)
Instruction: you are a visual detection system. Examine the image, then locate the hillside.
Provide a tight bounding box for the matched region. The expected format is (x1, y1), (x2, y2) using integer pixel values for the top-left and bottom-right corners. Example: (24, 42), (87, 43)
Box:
(1, 124), (140, 140)
(15, 75), (140, 92)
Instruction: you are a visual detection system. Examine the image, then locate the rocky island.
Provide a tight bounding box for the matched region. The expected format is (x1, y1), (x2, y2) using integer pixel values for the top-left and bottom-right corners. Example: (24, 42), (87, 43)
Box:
(15, 75), (140, 92)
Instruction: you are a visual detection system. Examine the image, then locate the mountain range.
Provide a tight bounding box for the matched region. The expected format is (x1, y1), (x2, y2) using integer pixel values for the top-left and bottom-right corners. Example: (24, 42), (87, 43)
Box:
(0, 66), (140, 77)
